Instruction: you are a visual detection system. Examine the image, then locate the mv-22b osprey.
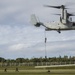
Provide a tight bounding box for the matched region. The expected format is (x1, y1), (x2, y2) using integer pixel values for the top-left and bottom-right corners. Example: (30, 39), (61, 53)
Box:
(31, 5), (75, 33)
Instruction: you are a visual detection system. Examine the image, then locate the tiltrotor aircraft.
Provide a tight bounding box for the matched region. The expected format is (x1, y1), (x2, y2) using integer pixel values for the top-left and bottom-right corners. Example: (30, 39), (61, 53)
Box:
(31, 4), (75, 33)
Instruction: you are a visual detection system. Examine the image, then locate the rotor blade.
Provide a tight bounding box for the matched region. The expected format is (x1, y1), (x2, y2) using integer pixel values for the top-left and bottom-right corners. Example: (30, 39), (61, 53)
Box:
(44, 5), (61, 9)
(54, 13), (75, 16)
(67, 13), (75, 16)
(44, 5), (68, 9)
(68, 13), (75, 16)
(52, 14), (61, 15)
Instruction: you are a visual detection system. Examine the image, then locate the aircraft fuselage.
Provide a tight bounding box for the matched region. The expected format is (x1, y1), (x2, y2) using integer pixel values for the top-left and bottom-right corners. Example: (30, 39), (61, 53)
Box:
(45, 21), (75, 31)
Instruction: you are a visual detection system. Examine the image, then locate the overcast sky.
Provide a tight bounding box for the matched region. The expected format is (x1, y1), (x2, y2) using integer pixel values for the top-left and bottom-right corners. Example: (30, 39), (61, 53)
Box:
(0, 0), (75, 59)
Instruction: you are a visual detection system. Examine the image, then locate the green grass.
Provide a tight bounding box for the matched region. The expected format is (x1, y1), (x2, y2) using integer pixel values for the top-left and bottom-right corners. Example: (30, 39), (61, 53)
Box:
(1, 65), (75, 70)
(0, 66), (35, 70)
(0, 69), (75, 75)
(0, 72), (75, 75)
(0, 66), (75, 75)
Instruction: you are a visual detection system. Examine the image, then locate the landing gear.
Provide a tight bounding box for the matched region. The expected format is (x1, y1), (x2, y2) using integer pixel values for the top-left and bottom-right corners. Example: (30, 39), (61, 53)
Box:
(57, 28), (61, 33)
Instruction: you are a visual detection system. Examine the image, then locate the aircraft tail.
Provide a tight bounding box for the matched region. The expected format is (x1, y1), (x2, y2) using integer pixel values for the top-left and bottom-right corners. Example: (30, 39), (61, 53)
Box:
(31, 14), (41, 27)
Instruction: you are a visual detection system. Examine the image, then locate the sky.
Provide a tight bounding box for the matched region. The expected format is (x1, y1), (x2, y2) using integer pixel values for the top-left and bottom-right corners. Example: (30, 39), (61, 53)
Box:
(0, 0), (75, 59)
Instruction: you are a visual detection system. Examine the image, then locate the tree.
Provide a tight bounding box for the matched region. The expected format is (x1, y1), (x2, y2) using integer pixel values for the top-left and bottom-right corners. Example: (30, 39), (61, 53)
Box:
(16, 58), (25, 63)
(0, 57), (6, 62)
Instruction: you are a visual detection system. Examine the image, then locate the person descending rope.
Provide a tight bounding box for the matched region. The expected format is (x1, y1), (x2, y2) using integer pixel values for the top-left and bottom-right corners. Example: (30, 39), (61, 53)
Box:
(45, 37), (47, 43)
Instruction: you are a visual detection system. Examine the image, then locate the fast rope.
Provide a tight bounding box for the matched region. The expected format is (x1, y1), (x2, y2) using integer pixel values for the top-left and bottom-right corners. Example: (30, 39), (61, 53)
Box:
(44, 29), (47, 59)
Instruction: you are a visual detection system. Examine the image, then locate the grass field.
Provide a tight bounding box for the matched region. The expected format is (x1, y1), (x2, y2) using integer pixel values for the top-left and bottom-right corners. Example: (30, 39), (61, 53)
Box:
(0, 66), (75, 75)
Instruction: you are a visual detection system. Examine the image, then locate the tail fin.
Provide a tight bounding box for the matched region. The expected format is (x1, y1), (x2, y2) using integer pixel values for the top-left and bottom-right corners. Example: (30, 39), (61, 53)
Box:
(31, 14), (40, 27)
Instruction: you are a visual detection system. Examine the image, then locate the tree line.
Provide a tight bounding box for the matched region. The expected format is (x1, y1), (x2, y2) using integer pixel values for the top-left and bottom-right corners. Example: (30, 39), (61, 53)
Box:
(0, 55), (75, 63)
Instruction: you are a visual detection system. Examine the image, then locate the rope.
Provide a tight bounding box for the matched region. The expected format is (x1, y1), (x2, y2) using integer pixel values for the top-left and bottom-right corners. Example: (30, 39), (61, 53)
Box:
(44, 29), (47, 59)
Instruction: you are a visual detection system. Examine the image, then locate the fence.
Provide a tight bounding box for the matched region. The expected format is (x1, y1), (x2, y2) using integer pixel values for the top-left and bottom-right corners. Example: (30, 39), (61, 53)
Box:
(0, 61), (75, 66)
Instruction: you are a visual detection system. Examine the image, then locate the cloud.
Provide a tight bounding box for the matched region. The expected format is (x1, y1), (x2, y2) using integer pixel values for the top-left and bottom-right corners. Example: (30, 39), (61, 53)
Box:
(29, 40), (75, 57)
(9, 43), (25, 51)
(1, 23), (75, 58)
(0, 0), (75, 58)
